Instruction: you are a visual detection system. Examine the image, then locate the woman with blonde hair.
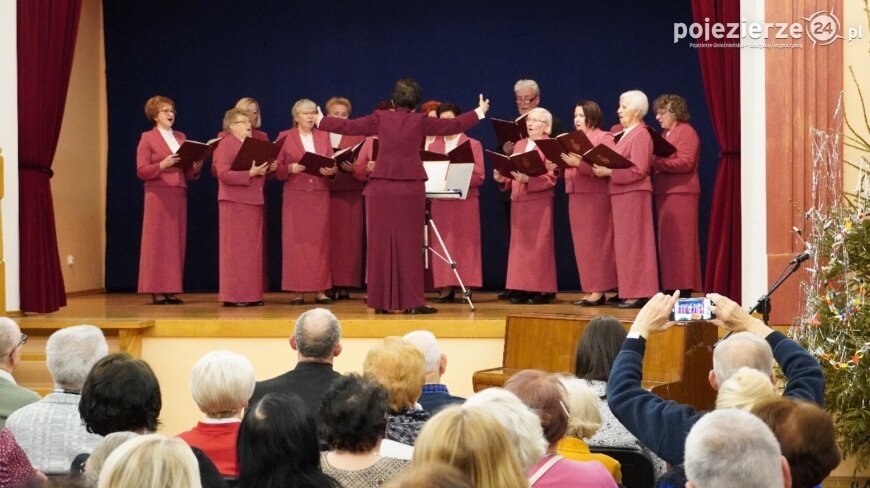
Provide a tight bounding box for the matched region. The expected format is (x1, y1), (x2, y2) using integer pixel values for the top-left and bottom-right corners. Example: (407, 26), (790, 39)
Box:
(715, 366), (777, 411)
(97, 434), (201, 488)
(556, 376), (621, 483)
(413, 406), (528, 488)
(235, 97), (269, 141)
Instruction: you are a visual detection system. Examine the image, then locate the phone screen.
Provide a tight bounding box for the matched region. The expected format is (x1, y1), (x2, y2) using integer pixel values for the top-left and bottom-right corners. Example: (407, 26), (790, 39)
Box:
(670, 298), (714, 321)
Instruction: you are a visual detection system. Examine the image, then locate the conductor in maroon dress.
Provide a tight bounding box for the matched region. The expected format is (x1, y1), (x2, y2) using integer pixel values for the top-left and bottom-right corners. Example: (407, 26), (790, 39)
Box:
(324, 97), (367, 300)
(316, 78), (490, 314)
(136, 95), (202, 305)
(494, 107), (558, 305)
(275, 98), (337, 305)
(592, 90), (659, 308)
(559, 101), (618, 307)
(212, 108), (276, 306)
(652, 94), (702, 295)
(428, 103), (485, 303)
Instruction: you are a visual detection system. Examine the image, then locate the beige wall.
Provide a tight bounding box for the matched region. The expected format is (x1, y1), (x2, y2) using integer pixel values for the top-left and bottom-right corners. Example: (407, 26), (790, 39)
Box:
(143, 336), (504, 436)
(843, 0), (870, 190)
(53, 0), (107, 293)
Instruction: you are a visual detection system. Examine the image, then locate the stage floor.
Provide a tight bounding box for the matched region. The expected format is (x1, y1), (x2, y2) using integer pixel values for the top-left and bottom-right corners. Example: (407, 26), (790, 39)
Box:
(16, 291), (644, 338)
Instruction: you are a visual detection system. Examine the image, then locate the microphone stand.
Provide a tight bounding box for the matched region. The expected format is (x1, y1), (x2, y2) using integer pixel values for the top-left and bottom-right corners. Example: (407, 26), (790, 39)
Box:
(749, 255), (808, 325)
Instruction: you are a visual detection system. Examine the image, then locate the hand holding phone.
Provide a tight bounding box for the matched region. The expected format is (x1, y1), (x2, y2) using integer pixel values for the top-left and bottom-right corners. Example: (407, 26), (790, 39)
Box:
(669, 297), (715, 321)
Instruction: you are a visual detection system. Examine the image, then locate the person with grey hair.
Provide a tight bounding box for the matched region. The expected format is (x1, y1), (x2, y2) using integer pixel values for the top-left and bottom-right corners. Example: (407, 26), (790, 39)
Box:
(248, 308), (342, 422)
(591, 89), (658, 308)
(607, 292), (824, 467)
(6, 325), (107, 473)
(0, 318), (40, 428)
(684, 408), (791, 488)
(462, 387), (546, 471)
(177, 350), (255, 478)
(402, 330), (464, 414)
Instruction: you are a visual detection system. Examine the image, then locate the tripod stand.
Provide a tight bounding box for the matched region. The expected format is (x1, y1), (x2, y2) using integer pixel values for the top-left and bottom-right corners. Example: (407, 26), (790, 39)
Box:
(423, 198), (475, 311)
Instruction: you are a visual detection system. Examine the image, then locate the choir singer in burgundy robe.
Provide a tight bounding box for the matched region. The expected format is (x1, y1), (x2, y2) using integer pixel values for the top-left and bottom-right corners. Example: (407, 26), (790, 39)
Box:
(316, 78), (489, 314)
(494, 107), (558, 305)
(592, 90), (659, 308)
(275, 98), (337, 305)
(559, 101), (618, 307)
(212, 108), (275, 306)
(324, 97), (367, 300)
(428, 103), (485, 303)
(652, 94), (702, 294)
(136, 95), (202, 305)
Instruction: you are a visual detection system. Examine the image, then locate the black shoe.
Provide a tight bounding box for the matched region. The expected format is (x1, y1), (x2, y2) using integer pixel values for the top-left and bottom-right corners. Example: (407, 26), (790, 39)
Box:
(405, 306), (438, 315)
(315, 297), (334, 305)
(152, 294), (169, 305)
(433, 290), (456, 303)
(498, 290), (517, 300)
(164, 294), (183, 305)
(574, 294), (606, 306)
(616, 298), (649, 309)
(325, 289), (336, 299)
(248, 300), (265, 307)
(374, 309), (389, 314)
(290, 297), (304, 305)
(526, 293), (552, 305)
(337, 288), (350, 300)
(223, 301), (251, 307)
(510, 291), (530, 304)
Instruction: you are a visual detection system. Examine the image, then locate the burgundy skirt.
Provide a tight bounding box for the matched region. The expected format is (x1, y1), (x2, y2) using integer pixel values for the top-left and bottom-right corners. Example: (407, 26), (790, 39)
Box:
(430, 196), (482, 288)
(219, 201), (264, 303)
(568, 193), (618, 293)
(282, 190), (332, 292)
(329, 190), (365, 288)
(656, 192), (702, 291)
(138, 187), (186, 293)
(505, 197), (557, 293)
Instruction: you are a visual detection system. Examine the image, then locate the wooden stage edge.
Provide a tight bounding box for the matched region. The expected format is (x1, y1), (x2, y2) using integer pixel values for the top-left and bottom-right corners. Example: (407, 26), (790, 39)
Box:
(16, 291), (648, 339)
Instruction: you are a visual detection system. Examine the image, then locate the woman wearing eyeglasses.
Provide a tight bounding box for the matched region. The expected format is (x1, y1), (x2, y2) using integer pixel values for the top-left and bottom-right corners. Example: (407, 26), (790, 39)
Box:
(493, 107), (558, 305)
(212, 108), (275, 306)
(591, 90), (659, 308)
(135, 96), (202, 305)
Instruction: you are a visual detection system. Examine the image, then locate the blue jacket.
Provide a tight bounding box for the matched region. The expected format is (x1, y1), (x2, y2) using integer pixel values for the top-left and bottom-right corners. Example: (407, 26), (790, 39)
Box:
(606, 331), (824, 466)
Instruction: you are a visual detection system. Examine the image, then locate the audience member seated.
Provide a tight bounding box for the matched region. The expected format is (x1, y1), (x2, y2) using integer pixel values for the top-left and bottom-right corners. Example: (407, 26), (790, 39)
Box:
(504, 370), (617, 487)
(412, 406), (528, 488)
(607, 292), (824, 466)
(249, 308), (343, 426)
(78, 353), (226, 488)
(6, 325), (107, 474)
(402, 331), (464, 415)
(319, 374), (409, 486)
(237, 393), (338, 488)
(0, 318), (40, 428)
(573, 315), (665, 475)
(363, 338), (429, 446)
(0, 428), (43, 488)
(752, 398), (841, 488)
(556, 376), (622, 483)
(97, 434), (202, 488)
(683, 409), (790, 488)
(463, 387), (546, 471)
(83, 431), (140, 486)
(714, 366), (777, 411)
(381, 462), (474, 488)
(178, 350), (255, 478)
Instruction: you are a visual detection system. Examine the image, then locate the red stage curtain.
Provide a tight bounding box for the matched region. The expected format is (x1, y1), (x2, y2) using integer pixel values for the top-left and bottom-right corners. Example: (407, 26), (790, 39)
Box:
(17, 0), (82, 313)
(691, 0), (741, 300)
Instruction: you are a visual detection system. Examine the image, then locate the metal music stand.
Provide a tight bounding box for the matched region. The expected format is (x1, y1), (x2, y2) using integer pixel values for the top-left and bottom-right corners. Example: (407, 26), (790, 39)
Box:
(423, 161), (476, 311)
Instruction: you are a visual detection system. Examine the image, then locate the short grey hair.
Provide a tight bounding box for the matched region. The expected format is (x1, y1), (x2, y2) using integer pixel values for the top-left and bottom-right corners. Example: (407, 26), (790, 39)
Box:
(46, 325), (109, 390)
(513, 79), (540, 97)
(402, 330), (441, 374)
(295, 308), (341, 360)
(463, 387), (547, 470)
(291, 98), (317, 120)
(526, 107), (553, 135)
(0, 317), (21, 357)
(85, 431), (140, 484)
(684, 409), (784, 488)
(189, 350), (255, 417)
(713, 332), (774, 384)
(619, 90), (649, 117)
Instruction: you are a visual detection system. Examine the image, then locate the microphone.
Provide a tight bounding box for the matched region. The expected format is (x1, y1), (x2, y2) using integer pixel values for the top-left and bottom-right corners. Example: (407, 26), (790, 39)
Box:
(789, 248), (813, 264)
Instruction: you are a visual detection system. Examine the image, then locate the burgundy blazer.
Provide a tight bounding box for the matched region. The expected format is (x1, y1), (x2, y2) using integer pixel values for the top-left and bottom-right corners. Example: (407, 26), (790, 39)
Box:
(428, 134), (485, 198)
(329, 133), (367, 192)
(137, 127), (198, 187)
(352, 136), (377, 182)
(610, 123), (653, 195)
(213, 135), (266, 205)
(318, 108), (481, 181)
(651, 122), (701, 195)
(275, 128), (334, 192)
(501, 139), (557, 202)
